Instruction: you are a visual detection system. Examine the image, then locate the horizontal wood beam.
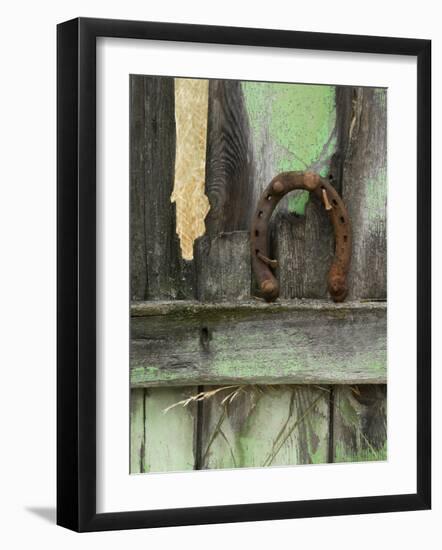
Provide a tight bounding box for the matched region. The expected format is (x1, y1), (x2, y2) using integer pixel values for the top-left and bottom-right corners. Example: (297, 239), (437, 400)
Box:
(131, 300), (386, 387)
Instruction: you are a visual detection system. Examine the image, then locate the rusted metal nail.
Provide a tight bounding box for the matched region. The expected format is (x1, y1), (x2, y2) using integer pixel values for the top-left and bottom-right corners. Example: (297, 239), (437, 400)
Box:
(303, 172), (320, 190)
(261, 280), (276, 293)
(272, 180), (284, 193)
(322, 188), (332, 211)
(257, 251), (278, 269)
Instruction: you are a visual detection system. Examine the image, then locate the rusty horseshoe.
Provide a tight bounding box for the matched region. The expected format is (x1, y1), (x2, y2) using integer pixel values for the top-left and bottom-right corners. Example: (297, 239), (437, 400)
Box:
(251, 171), (351, 303)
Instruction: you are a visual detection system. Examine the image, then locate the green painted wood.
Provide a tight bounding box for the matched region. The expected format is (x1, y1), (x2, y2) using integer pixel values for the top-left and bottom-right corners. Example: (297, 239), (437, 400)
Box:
(200, 385), (330, 469)
(333, 385), (387, 462)
(143, 387), (198, 472)
(131, 300), (386, 387)
(130, 388), (145, 473)
(242, 82), (337, 191)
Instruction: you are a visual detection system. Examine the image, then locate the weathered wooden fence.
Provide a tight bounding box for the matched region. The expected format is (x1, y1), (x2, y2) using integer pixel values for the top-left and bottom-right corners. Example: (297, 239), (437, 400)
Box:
(130, 76), (387, 473)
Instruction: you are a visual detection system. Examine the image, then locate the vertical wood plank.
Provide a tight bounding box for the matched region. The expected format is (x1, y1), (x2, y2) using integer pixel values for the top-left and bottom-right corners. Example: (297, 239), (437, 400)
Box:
(130, 388), (145, 473)
(201, 386), (330, 469)
(130, 76), (148, 301)
(333, 87), (387, 463)
(303, 196), (335, 298)
(333, 385), (387, 462)
(194, 231), (251, 302)
(341, 87), (387, 300)
(204, 80), (255, 235)
(143, 387), (198, 473)
(270, 211), (305, 299)
(270, 200), (334, 299)
(129, 75), (194, 300)
(130, 75), (199, 473)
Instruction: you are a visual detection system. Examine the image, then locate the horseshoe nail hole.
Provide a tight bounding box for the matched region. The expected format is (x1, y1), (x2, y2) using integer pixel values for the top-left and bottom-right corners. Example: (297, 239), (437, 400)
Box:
(258, 211), (263, 218)
(329, 174), (334, 181)
(332, 199), (338, 206)
(255, 230), (259, 237)
(340, 216), (345, 224)
(255, 249), (259, 255)
(343, 235), (348, 242)
(266, 195), (272, 201)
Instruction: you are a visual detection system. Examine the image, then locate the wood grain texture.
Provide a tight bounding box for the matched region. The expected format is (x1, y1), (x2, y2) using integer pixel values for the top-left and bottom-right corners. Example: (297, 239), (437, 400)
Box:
(270, 198), (335, 299)
(143, 387), (197, 472)
(194, 231), (251, 301)
(204, 80), (255, 235)
(129, 78), (388, 472)
(130, 388), (145, 473)
(130, 76), (149, 301)
(130, 386), (199, 473)
(129, 75), (194, 300)
(270, 211), (306, 299)
(200, 385), (330, 469)
(130, 76), (199, 473)
(341, 87), (387, 299)
(131, 300), (386, 386)
(333, 385), (387, 462)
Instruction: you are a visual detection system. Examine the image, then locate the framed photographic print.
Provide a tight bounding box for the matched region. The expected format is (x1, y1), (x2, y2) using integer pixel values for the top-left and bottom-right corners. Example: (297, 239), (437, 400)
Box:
(57, 17), (431, 532)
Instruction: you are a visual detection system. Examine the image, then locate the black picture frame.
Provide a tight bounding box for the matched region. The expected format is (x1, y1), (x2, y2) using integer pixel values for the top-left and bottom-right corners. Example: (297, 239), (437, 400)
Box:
(57, 17), (431, 532)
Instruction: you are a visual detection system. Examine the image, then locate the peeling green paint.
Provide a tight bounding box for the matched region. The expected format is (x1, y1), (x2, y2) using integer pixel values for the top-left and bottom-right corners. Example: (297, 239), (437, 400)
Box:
(130, 387), (197, 473)
(242, 82), (336, 172)
(130, 348), (387, 386)
(242, 82), (337, 214)
(201, 386), (330, 469)
(334, 441), (387, 463)
(288, 190), (310, 216)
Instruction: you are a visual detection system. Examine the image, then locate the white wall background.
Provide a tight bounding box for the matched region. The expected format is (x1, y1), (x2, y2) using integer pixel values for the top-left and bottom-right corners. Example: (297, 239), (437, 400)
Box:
(0, 1), (439, 548)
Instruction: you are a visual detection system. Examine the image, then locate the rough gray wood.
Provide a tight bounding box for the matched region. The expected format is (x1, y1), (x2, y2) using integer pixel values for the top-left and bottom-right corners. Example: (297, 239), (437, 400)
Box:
(129, 75), (195, 300)
(130, 76), (149, 300)
(194, 231), (251, 301)
(204, 80), (255, 235)
(333, 385), (387, 462)
(270, 194), (336, 300)
(130, 300), (386, 386)
(269, 211), (305, 299)
(341, 87), (387, 299)
(129, 76), (198, 473)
